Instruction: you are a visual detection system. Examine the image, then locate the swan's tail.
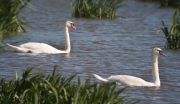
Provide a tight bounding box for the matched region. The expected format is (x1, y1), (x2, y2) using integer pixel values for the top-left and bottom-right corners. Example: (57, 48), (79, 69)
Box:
(6, 43), (30, 53)
(93, 74), (108, 82)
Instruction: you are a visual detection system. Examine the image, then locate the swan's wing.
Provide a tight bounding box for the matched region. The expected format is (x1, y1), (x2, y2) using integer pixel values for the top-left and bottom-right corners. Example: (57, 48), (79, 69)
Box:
(19, 42), (62, 53)
(107, 75), (154, 86)
(6, 43), (31, 53)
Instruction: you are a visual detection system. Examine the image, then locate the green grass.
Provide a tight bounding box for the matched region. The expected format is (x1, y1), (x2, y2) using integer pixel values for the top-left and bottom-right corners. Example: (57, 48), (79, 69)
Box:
(0, 0), (31, 42)
(160, 8), (180, 49)
(70, 0), (123, 19)
(0, 67), (138, 104)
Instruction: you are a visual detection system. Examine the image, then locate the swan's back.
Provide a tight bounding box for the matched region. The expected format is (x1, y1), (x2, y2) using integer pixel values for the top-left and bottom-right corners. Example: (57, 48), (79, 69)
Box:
(20, 42), (63, 54)
(108, 75), (155, 86)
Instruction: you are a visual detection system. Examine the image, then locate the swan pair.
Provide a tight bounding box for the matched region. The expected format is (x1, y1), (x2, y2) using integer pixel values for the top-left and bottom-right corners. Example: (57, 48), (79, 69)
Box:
(94, 48), (165, 87)
(6, 21), (165, 87)
(6, 21), (76, 54)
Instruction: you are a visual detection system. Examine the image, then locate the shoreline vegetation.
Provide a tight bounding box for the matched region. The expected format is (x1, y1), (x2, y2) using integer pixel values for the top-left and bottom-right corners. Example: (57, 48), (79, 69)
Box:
(70, 0), (124, 19)
(159, 7), (180, 49)
(138, 0), (180, 7)
(0, 67), (138, 104)
(0, 0), (31, 42)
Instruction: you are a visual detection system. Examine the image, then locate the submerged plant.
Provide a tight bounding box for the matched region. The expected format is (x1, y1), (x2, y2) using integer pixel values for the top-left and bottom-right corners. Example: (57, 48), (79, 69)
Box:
(0, 67), (138, 104)
(160, 8), (180, 49)
(70, 0), (123, 19)
(0, 0), (31, 42)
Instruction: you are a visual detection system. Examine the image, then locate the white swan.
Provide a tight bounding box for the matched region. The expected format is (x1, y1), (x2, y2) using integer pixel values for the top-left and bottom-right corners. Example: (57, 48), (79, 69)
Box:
(6, 21), (76, 54)
(94, 48), (165, 87)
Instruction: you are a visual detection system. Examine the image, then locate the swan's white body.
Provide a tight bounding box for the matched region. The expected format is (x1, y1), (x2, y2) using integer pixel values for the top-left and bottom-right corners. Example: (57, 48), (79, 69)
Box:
(94, 48), (165, 87)
(6, 21), (76, 54)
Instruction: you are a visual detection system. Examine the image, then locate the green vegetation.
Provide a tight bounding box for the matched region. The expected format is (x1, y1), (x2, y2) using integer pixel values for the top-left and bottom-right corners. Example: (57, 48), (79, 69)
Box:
(0, 67), (138, 104)
(70, 0), (123, 19)
(138, 0), (180, 7)
(160, 8), (180, 49)
(159, 0), (180, 7)
(0, 0), (31, 42)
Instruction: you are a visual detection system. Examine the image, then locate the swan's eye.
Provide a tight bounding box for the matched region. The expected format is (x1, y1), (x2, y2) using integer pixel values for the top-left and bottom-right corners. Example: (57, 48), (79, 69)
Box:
(157, 50), (165, 56)
(70, 23), (74, 26)
(157, 50), (162, 53)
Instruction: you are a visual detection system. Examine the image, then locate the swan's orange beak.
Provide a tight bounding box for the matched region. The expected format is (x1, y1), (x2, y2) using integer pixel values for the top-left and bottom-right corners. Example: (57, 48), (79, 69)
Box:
(71, 24), (76, 30)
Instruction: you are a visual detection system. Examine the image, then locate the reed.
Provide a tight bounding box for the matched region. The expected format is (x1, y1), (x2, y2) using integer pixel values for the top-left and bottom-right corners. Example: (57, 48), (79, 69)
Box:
(0, 0), (31, 42)
(160, 8), (180, 49)
(0, 67), (138, 104)
(70, 0), (123, 19)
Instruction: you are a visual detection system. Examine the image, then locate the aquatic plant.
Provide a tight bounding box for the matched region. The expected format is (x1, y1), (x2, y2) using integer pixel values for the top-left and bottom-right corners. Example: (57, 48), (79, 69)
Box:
(138, 0), (180, 7)
(160, 8), (180, 49)
(70, 0), (123, 19)
(0, 67), (138, 104)
(160, 0), (180, 7)
(0, 0), (31, 41)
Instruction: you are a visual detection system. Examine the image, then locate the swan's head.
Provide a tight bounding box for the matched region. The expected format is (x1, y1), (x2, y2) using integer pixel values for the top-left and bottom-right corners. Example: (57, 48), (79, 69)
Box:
(153, 48), (165, 56)
(66, 21), (76, 29)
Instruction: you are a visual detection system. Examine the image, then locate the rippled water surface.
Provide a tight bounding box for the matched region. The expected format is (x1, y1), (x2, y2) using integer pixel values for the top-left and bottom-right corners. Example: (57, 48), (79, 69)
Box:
(1, 0), (180, 103)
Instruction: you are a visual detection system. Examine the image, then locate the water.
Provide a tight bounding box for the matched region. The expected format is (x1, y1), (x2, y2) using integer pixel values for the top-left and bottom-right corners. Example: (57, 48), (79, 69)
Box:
(1, 0), (180, 103)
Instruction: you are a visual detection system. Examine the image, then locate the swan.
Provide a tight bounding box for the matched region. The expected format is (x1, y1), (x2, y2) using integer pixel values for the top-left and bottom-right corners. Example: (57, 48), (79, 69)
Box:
(94, 48), (165, 87)
(6, 21), (76, 54)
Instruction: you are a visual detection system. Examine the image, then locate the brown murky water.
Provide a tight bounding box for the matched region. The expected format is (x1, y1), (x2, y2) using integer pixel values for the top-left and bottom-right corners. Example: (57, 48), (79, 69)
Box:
(1, 0), (180, 103)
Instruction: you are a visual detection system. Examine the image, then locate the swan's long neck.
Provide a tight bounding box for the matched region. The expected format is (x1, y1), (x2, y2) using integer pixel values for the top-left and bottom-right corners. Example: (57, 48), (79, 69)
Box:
(151, 51), (160, 86)
(64, 26), (71, 53)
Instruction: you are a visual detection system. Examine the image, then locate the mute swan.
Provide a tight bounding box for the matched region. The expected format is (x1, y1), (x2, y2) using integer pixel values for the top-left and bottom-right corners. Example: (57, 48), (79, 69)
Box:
(94, 48), (165, 87)
(6, 21), (76, 54)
